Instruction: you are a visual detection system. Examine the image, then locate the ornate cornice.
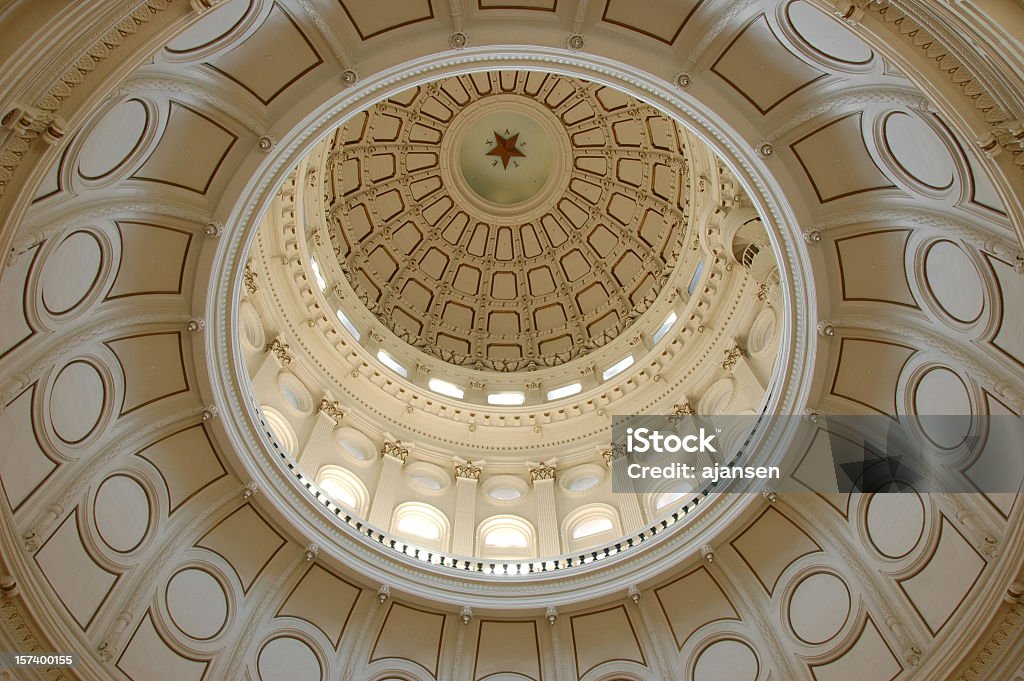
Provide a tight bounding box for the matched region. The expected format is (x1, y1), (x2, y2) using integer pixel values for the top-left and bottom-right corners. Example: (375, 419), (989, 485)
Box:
(1, 595), (77, 681)
(860, 1), (1024, 176)
(956, 603), (1024, 681)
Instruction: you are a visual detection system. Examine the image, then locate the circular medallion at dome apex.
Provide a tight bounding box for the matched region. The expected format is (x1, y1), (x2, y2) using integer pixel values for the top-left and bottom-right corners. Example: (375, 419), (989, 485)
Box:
(323, 71), (695, 371)
(448, 96), (567, 211)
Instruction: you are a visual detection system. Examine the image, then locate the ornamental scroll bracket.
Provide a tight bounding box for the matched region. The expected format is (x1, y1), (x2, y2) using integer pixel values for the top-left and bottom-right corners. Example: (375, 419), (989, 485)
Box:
(668, 399), (695, 426)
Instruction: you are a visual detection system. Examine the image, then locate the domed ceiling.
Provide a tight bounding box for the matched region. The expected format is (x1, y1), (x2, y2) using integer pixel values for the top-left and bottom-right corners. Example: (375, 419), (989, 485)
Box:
(2, 1), (1024, 680)
(324, 71), (692, 371)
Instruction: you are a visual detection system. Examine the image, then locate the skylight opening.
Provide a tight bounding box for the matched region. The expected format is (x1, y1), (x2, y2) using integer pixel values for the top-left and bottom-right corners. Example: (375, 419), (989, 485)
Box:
(652, 311), (677, 343)
(309, 256), (327, 291)
(546, 382), (581, 400)
(601, 355), (634, 380)
(428, 377), (465, 399)
(488, 392), (525, 406)
(335, 309), (360, 340)
(377, 350), (408, 377)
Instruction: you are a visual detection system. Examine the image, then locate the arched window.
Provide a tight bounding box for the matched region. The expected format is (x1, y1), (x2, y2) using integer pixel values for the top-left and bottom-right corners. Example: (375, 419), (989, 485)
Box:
(391, 503), (449, 551)
(260, 406), (297, 457)
(573, 516), (614, 538)
(315, 465), (369, 516)
(645, 481), (695, 519)
(563, 504), (622, 552)
(476, 516), (536, 559)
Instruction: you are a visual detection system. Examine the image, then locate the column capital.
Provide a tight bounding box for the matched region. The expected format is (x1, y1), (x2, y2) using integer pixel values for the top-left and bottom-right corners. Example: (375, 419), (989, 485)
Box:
(265, 336), (293, 365)
(317, 397), (345, 423)
(602, 445), (626, 467)
(529, 461), (556, 482)
(668, 399), (695, 425)
(721, 341), (746, 372)
(455, 460), (482, 480)
(381, 440), (409, 464)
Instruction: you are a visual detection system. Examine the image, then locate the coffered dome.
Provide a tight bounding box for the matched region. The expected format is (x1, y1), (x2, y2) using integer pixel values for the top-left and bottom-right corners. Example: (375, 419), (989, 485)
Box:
(321, 71), (695, 371)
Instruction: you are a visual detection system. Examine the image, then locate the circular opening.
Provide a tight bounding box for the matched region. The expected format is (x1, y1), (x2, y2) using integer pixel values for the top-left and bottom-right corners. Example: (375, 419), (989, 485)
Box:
(277, 373), (313, 414)
(489, 486), (522, 501)
(224, 52), (801, 589)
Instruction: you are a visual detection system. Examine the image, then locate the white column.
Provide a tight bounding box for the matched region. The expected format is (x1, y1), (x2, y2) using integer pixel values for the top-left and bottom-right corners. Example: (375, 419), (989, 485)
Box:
(452, 469), (479, 555)
(532, 468), (560, 556)
(609, 457), (646, 530)
(368, 446), (406, 530)
(250, 351), (284, 400)
(733, 355), (766, 410)
(295, 410), (338, 472)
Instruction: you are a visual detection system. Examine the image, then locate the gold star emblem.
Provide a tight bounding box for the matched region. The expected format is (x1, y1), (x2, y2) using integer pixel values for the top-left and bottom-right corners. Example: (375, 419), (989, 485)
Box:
(486, 130), (525, 169)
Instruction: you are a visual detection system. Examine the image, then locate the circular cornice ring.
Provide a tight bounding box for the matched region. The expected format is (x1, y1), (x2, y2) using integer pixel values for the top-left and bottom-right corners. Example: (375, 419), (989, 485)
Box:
(206, 46), (816, 608)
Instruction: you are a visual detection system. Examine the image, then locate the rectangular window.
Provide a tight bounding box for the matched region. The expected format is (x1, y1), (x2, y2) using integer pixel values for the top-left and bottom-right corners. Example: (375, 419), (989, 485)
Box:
(652, 312), (677, 344)
(335, 309), (361, 340)
(377, 350), (408, 377)
(309, 257), (327, 291)
(546, 382), (582, 400)
(602, 355), (634, 380)
(487, 392), (525, 406)
(687, 261), (706, 296)
(428, 377), (465, 399)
